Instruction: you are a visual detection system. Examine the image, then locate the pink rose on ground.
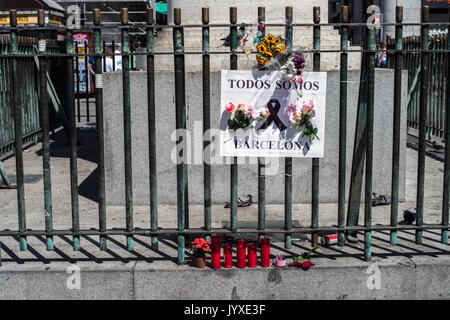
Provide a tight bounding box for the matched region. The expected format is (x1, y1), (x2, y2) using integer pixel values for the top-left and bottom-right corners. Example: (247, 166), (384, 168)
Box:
(225, 102), (235, 113)
(300, 261), (315, 270)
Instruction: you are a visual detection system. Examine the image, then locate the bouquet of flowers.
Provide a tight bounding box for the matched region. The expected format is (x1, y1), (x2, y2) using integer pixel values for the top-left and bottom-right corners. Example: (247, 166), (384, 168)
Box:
(285, 99), (319, 142)
(256, 34), (286, 66)
(225, 102), (258, 130)
(281, 53), (306, 84)
(188, 238), (210, 257)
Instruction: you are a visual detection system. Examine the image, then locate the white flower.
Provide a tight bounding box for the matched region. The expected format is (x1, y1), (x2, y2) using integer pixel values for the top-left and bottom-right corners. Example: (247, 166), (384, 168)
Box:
(282, 61), (296, 76)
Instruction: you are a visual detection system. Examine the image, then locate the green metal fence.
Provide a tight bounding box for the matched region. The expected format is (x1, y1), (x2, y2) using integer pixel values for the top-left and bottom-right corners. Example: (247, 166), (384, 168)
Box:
(387, 32), (448, 139)
(0, 5), (449, 264)
(0, 35), (62, 158)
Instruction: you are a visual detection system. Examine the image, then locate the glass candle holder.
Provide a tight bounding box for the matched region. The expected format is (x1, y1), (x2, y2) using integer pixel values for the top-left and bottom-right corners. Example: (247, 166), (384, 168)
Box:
(247, 243), (257, 268)
(236, 238), (246, 268)
(223, 243), (233, 268)
(260, 237), (270, 267)
(210, 235), (221, 270)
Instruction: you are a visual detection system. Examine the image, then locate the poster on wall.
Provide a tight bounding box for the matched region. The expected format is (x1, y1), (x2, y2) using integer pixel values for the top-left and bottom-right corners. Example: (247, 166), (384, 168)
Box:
(219, 70), (327, 158)
(73, 33), (90, 92)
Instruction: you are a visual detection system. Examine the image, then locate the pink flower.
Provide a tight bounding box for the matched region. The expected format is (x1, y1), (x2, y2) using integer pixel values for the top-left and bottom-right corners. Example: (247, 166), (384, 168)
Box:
(289, 111), (300, 125)
(300, 261), (315, 270)
(225, 102), (235, 113)
(285, 103), (298, 116)
(301, 99), (315, 116)
(260, 108), (270, 117)
(258, 24), (265, 31)
(237, 103), (246, 112)
(245, 105), (258, 118)
(242, 38), (248, 44)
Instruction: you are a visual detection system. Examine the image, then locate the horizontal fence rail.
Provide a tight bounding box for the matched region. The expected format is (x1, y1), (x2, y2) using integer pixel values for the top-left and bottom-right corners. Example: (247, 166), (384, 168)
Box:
(0, 5), (449, 265)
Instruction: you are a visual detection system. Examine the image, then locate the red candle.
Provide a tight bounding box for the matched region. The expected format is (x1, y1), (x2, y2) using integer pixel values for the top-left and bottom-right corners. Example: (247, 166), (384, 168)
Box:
(247, 243), (257, 268)
(210, 236), (221, 269)
(260, 238), (270, 267)
(236, 238), (246, 268)
(211, 235), (221, 251)
(223, 243), (233, 268)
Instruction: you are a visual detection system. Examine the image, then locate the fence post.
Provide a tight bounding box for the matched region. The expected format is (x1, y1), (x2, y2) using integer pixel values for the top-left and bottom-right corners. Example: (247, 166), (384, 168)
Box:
(75, 44), (81, 123)
(202, 7), (211, 241)
(38, 9), (54, 251)
(93, 8), (107, 250)
(284, 6), (293, 249)
(65, 9), (80, 251)
(257, 6), (266, 241)
(84, 41), (90, 122)
(338, 5), (349, 247)
(173, 8), (187, 264)
(364, 6), (377, 261)
(121, 8), (134, 251)
(442, 8), (450, 245)
(146, 8), (158, 250)
(230, 7), (238, 232)
(9, 10), (27, 251)
(416, 6), (430, 245)
(311, 7), (320, 249)
(390, 6), (403, 246)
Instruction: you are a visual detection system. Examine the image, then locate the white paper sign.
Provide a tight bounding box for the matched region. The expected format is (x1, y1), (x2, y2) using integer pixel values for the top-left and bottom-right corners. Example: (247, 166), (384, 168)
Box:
(220, 70), (327, 158)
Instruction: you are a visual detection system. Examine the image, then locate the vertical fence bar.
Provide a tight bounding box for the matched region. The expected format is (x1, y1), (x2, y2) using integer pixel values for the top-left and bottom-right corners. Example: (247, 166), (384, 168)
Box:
(65, 10), (80, 251)
(146, 8), (158, 249)
(9, 10), (27, 251)
(416, 6), (430, 245)
(75, 45), (81, 123)
(390, 7), (403, 246)
(38, 10), (53, 251)
(93, 9), (107, 250)
(84, 41), (89, 123)
(284, 6), (293, 249)
(230, 7), (238, 232)
(112, 40), (116, 71)
(442, 8), (450, 245)
(311, 7), (320, 249)
(338, 6), (348, 247)
(364, 8), (376, 261)
(202, 7), (211, 241)
(257, 6), (266, 241)
(173, 8), (187, 263)
(102, 40), (106, 73)
(121, 8), (134, 251)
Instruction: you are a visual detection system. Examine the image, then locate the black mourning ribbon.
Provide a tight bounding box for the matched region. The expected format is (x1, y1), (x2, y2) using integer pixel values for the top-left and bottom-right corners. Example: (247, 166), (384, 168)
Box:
(259, 99), (287, 131)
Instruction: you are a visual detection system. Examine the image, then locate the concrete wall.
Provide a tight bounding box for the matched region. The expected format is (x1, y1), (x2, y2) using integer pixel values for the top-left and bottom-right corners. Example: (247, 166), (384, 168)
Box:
(143, 0), (361, 71)
(383, 0), (421, 37)
(1, 257), (449, 299)
(103, 69), (407, 206)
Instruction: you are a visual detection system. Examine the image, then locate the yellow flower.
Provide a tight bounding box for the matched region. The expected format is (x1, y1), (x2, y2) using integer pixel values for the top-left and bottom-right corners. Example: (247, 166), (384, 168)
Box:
(273, 37), (281, 45)
(265, 34), (275, 43)
(256, 54), (270, 65)
(257, 42), (267, 54)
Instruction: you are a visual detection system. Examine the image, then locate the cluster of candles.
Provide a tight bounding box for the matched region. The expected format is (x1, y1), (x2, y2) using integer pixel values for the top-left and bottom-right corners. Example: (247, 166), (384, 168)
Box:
(210, 236), (270, 269)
